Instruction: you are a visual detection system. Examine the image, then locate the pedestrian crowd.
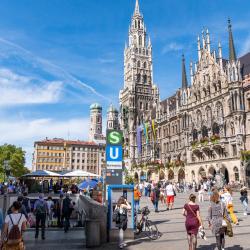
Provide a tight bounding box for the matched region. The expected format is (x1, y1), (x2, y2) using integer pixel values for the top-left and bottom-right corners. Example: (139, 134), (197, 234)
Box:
(0, 192), (75, 250)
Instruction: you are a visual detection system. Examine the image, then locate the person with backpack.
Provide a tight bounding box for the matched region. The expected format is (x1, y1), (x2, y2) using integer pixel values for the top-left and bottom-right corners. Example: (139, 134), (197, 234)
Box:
(112, 196), (131, 249)
(34, 194), (48, 240)
(62, 193), (72, 233)
(1, 201), (27, 250)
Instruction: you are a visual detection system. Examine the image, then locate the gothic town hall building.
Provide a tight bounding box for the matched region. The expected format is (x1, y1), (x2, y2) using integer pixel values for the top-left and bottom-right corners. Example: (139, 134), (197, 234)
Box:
(119, 0), (250, 186)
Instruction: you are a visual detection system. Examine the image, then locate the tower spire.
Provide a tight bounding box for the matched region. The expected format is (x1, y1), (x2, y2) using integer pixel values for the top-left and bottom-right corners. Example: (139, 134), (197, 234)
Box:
(134, 0), (140, 15)
(228, 18), (236, 62)
(182, 54), (188, 89)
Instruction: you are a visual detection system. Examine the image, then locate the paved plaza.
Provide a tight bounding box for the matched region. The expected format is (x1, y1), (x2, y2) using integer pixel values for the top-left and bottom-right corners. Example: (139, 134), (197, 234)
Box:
(23, 191), (250, 250)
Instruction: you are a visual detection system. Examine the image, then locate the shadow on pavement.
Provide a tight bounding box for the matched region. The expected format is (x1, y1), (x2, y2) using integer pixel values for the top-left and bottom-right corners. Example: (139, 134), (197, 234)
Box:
(197, 243), (216, 249)
(226, 245), (244, 250)
(153, 219), (169, 225)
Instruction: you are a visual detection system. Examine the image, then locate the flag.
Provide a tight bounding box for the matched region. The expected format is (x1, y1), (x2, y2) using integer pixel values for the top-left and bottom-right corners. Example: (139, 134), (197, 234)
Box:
(152, 119), (156, 140)
(136, 126), (142, 154)
(143, 122), (149, 144)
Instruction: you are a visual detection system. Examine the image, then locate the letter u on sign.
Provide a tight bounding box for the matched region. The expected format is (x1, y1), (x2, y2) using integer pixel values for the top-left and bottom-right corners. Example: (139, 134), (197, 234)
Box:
(106, 145), (122, 163)
(110, 147), (118, 159)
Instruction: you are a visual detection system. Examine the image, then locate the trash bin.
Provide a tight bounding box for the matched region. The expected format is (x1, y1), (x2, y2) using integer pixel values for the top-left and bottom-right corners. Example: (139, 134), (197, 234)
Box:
(85, 219), (101, 248)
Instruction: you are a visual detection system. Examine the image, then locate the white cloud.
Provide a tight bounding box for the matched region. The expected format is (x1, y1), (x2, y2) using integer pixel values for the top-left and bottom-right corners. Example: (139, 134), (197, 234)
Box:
(239, 34), (250, 56)
(162, 42), (183, 54)
(0, 38), (110, 102)
(0, 117), (90, 168)
(0, 68), (63, 106)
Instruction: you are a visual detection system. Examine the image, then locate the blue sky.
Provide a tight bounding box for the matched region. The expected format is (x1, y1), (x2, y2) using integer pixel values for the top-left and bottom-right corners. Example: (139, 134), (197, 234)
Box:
(0, 0), (250, 167)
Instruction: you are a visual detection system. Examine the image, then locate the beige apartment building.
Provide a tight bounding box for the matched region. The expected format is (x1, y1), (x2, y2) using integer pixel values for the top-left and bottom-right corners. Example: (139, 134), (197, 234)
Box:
(33, 138), (105, 176)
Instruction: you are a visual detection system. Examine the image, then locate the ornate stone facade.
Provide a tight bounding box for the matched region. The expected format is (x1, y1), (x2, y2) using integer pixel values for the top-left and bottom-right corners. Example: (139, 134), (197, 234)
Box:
(119, 0), (250, 186)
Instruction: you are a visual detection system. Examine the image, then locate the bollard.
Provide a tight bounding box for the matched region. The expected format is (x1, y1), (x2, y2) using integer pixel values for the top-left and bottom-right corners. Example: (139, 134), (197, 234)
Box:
(85, 219), (101, 248)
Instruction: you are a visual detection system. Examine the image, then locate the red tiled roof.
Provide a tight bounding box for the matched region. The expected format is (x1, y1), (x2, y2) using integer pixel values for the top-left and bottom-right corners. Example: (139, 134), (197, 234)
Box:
(35, 138), (98, 146)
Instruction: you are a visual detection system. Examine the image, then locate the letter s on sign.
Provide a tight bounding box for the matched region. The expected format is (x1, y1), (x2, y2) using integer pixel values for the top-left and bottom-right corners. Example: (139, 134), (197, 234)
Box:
(109, 131), (120, 144)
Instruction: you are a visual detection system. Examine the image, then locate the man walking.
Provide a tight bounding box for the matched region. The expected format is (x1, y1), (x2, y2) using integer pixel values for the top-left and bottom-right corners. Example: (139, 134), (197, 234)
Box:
(62, 193), (72, 233)
(34, 193), (48, 240)
(165, 182), (176, 210)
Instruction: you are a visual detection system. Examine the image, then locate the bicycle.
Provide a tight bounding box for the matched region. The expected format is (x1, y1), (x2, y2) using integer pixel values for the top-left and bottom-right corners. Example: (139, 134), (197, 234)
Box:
(135, 206), (159, 240)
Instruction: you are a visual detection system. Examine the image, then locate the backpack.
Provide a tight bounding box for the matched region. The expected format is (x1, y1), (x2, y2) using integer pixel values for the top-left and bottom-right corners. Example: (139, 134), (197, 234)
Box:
(7, 214), (23, 245)
(35, 201), (46, 215)
(112, 208), (120, 224)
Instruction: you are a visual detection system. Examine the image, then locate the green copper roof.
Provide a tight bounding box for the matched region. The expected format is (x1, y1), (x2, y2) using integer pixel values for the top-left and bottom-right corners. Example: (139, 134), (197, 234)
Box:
(90, 103), (102, 110)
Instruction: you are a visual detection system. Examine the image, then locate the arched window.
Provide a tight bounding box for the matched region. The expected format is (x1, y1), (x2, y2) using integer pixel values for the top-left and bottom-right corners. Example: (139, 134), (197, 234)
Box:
(234, 92), (238, 110)
(192, 129), (198, 141)
(143, 75), (147, 84)
(216, 102), (223, 119)
(137, 61), (141, 68)
(134, 20), (137, 28)
(212, 123), (220, 135)
(137, 73), (141, 82)
(197, 110), (202, 127)
(202, 126), (208, 138)
(206, 107), (212, 126)
(143, 62), (147, 68)
(218, 80), (221, 90)
(139, 35), (142, 46)
(138, 20), (141, 29)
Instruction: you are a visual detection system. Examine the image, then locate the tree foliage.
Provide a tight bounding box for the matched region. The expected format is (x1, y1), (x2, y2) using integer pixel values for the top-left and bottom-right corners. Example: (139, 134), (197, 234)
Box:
(0, 144), (30, 178)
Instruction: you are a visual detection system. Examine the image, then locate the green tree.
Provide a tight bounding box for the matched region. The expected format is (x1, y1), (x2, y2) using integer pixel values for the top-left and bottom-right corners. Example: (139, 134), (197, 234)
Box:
(0, 144), (29, 179)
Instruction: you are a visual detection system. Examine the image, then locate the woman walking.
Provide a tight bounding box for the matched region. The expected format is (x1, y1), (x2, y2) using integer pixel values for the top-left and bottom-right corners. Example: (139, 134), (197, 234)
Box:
(183, 194), (203, 250)
(114, 196), (131, 249)
(1, 201), (27, 250)
(240, 186), (248, 216)
(207, 190), (230, 250)
(221, 186), (239, 225)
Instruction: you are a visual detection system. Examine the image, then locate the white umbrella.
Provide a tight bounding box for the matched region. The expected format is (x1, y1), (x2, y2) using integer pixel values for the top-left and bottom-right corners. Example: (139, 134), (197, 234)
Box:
(63, 170), (100, 178)
(22, 170), (62, 177)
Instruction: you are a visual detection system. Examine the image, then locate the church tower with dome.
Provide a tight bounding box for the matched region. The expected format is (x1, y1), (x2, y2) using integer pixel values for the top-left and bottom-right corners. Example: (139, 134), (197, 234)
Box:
(89, 103), (103, 141)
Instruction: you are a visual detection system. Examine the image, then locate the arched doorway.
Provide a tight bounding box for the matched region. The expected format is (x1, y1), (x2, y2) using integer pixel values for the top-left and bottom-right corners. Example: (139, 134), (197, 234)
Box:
(159, 171), (165, 180)
(208, 167), (216, 179)
(134, 172), (139, 183)
(198, 167), (206, 180)
(220, 166), (229, 184)
(246, 164), (250, 188)
(168, 169), (174, 180)
(178, 169), (185, 183)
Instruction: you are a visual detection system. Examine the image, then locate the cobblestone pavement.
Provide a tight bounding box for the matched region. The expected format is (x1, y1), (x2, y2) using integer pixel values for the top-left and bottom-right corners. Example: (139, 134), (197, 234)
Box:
(99, 191), (250, 250)
(23, 191), (250, 250)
